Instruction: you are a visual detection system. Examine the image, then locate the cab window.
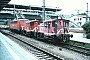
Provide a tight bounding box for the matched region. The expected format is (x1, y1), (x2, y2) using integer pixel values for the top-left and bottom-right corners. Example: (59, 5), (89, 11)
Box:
(30, 22), (34, 26)
(44, 22), (48, 27)
(44, 22), (50, 28)
(11, 21), (17, 24)
(48, 22), (50, 28)
(64, 22), (69, 27)
(52, 21), (58, 27)
(20, 20), (24, 23)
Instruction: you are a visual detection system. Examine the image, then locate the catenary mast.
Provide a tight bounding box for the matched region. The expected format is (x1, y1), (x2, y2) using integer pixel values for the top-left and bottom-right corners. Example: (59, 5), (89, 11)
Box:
(86, 3), (89, 22)
(42, 0), (45, 22)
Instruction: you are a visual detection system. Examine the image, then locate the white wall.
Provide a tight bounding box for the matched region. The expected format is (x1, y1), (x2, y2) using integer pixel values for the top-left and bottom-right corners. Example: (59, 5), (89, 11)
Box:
(70, 16), (86, 27)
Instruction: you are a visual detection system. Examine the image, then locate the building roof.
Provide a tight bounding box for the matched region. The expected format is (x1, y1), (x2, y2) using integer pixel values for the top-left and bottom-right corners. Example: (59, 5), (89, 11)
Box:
(5, 4), (62, 12)
(0, 0), (11, 10)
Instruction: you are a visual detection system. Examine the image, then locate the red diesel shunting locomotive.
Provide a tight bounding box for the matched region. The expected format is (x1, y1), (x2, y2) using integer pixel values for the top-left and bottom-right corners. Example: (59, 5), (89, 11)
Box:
(37, 19), (73, 43)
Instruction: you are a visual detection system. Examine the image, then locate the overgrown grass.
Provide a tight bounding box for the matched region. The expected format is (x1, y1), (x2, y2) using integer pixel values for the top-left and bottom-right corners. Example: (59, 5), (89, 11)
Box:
(67, 40), (90, 49)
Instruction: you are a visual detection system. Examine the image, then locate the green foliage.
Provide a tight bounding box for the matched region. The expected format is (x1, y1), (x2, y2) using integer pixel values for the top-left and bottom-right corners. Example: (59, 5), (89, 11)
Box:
(82, 21), (90, 39)
(86, 33), (90, 39)
(82, 21), (90, 33)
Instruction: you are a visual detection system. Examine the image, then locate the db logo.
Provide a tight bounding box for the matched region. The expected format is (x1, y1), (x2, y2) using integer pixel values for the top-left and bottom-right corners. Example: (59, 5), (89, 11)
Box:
(60, 29), (64, 33)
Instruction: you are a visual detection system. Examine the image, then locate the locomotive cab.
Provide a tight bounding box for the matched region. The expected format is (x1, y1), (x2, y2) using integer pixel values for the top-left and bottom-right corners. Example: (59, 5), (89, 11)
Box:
(29, 20), (39, 37)
(52, 19), (73, 43)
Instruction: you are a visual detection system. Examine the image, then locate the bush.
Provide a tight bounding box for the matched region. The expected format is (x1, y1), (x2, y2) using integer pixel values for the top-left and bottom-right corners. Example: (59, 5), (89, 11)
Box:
(86, 33), (90, 39)
(82, 21), (90, 34)
(82, 21), (90, 39)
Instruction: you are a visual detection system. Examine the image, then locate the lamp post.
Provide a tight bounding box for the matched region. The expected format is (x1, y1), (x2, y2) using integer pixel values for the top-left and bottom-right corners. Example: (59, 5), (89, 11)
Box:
(14, 4), (15, 19)
(56, 7), (58, 19)
(29, 5), (31, 12)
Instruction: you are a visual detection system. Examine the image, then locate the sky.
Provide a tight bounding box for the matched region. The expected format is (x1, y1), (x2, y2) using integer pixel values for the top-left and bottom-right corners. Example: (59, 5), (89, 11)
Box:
(9, 0), (90, 15)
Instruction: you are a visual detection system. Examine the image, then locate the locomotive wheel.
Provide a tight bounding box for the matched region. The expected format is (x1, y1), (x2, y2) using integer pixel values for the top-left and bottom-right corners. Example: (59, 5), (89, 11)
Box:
(41, 33), (44, 40)
(23, 30), (27, 36)
(63, 35), (70, 43)
(51, 35), (60, 44)
(37, 32), (44, 40)
(34, 32), (37, 38)
(30, 31), (34, 38)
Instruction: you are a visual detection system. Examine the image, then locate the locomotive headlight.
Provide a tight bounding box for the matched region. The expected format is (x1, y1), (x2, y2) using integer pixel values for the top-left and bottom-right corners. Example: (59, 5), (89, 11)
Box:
(52, 30), (54, 33)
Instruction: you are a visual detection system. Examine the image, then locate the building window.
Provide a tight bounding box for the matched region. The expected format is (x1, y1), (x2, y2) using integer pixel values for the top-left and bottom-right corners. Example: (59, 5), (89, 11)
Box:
(89, 18), (90, 20)
(78, 18), (79, 20)
(74, 18), (76, 21)
(80, 18), (82, 20)
(79, 22), (81, 26)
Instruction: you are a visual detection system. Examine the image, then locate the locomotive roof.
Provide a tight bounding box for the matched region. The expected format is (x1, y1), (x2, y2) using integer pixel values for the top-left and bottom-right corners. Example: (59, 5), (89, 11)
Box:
(29, 20), (39, 22)
(26, 20), (39, 23)
(11, 18), (29, 21)
(38, 23), (44, 26)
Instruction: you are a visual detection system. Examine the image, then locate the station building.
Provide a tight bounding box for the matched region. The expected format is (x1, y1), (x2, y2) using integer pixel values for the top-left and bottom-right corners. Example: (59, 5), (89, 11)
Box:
(69, 14), (90, 27)
(0, 4), (62, 23)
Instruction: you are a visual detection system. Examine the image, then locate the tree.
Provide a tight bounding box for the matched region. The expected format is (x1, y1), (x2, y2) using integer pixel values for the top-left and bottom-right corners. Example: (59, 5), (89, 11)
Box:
(82, 21), (90, 39)
(82, 21), (90, 33)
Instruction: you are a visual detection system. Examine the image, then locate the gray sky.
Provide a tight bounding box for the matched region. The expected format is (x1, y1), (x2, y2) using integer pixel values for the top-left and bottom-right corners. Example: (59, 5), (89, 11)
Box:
(9, 0), (90, 14)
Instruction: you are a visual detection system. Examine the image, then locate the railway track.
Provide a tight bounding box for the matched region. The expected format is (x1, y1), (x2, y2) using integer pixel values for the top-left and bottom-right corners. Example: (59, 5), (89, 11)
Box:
(0, 29), (90, 60)
(0, 29), (63, 60)
(62, 43), (90, 56)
